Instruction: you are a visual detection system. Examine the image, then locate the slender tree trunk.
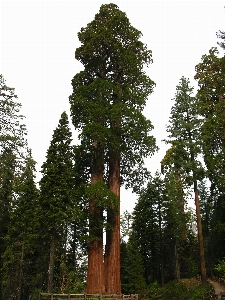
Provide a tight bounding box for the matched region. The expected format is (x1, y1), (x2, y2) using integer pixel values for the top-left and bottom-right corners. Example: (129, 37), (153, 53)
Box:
(174, 243), (180, 282)
(86, 141), (104, 294)
(60, 225), (68, 293)
(17, 240), (25, 300)
(187, 113), (206, 282)
(104, 152), (121, 294)
(194, 180), (207, 282)
(48, 234), (56, 293)
(159, 199), (164, 286)
(176, 170), (189, 276)
(176, 171), (187, 240)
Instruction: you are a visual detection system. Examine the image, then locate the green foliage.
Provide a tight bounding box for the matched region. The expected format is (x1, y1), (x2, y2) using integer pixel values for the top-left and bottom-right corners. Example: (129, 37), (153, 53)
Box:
(120, 210), (132, 241)
(69, 5), (157, 292)
(0, 75), (29, 298)
(69, 3), (158, 192)
(121, 239), (147, 296)
(194, 44), (225, 270)
(215, 258), (225, 278)
(165, 77), (204, 183)
(0, 74), (27, 156)
(85, 181), (119, 210)
(1, 152), (41, 299)
(39, 111), (75, 231)
(38, 111), (87, 292)
(132, 173), (165, 283)
(195, 47), (225, 193)
(147, 280), (211, 300)
(217, 30), (225, 50)
(131, 169), (201, 285)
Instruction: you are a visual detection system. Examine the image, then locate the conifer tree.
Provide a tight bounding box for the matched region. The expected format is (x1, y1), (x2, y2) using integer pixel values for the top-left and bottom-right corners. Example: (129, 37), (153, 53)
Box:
(195, 47), (225, 194)
(132, 173), (166, 284)
(39, 111), (75, 293)
(120, 238), (146, 296)
(165, 77), (206, 282)
(69, 4), (157, 293)
(0, 75), (28, 297)
(195, 44), (225, 270)
(2, 151), (39, 299)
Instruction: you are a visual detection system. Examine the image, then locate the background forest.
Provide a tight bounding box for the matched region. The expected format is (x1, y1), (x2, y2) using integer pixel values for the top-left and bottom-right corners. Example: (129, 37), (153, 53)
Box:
(1, 3), (225, 300)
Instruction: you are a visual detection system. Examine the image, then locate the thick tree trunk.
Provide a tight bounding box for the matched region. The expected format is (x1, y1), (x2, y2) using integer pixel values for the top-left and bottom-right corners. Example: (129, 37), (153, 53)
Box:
(86, 141), (104, 294)
(194, 180), (207, 282)
(48, 234), (56, 293)
(104, 152), (121, 294)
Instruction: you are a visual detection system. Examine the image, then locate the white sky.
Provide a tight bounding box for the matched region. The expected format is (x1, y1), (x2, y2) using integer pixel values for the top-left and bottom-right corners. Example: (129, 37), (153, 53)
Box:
(1, 1), (224, 213)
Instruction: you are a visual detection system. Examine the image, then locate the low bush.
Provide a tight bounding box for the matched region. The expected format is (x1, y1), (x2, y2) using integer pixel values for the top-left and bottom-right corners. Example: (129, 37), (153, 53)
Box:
(147, 279), (211, 300)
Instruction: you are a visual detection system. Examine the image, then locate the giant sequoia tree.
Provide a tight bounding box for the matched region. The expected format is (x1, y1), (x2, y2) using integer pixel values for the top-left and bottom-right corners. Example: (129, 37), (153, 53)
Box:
(69, 4), (157, 294)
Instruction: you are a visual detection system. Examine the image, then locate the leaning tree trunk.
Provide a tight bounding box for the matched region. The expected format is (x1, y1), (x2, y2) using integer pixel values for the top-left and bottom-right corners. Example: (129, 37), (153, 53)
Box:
(194, 179), (207, 282)
(86, 141), (105, 294)
(104, 150), (121, 294)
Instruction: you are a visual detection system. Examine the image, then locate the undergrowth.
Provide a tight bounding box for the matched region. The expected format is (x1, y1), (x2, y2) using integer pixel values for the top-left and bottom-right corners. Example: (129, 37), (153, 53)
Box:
(147, 278), (211, 300)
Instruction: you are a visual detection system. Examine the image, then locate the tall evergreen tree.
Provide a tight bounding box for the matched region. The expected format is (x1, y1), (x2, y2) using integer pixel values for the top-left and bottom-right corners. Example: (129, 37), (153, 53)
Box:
(0, 75), (28, 297)
(69, 3), (157, 294)
(195, 46), (225, 267)
(120, 238), (146, 296)
(165, 77), (206, 282)
(2, 151), (39, 299)
(39, 111), (75, 293)
(132, 173), (166, 285)
(195, 47), (225, 194)
(0, 74), (27, 156)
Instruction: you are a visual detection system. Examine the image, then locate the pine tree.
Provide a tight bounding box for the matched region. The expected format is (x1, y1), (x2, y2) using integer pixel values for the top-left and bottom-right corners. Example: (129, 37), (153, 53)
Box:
(39, 111), (75, 293)
(69, 4), (157, 293)
(165, 77), (206, 282)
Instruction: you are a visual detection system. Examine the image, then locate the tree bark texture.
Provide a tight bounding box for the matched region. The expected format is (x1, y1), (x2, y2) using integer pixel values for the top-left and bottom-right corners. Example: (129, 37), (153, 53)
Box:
(194, 180), (207, 282)
(48, 234), (56, 293)
(104, 151), (121, 294)
(176, 171), (187, 241)
(86, 142), (104, 294)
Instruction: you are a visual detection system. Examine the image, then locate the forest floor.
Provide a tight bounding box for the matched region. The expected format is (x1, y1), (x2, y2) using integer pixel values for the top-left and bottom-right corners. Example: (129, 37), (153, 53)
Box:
(208, 279), (225, 297)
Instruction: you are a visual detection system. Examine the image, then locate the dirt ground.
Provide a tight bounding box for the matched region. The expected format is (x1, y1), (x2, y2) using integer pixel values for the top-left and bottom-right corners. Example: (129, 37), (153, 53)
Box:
(208, 279), (225, 296)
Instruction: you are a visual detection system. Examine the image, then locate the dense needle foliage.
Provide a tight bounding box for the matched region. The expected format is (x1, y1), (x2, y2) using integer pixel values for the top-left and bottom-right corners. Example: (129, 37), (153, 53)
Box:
(0, 6), (225, 299)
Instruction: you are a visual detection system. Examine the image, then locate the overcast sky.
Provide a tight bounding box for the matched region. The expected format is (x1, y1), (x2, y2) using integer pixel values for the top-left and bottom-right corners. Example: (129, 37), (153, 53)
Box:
(1, 1), (224, 212)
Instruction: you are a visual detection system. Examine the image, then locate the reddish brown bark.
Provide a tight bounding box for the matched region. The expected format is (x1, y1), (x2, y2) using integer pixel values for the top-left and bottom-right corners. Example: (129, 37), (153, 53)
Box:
(177, 171), (187, 241)
(194, 180), (207, 282)
(86, 142), (105, 294)
(104, 152), (121, 294)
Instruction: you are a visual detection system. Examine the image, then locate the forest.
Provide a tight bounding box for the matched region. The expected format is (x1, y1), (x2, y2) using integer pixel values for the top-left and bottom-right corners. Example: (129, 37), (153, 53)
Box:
(0, 3), (225, 300)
